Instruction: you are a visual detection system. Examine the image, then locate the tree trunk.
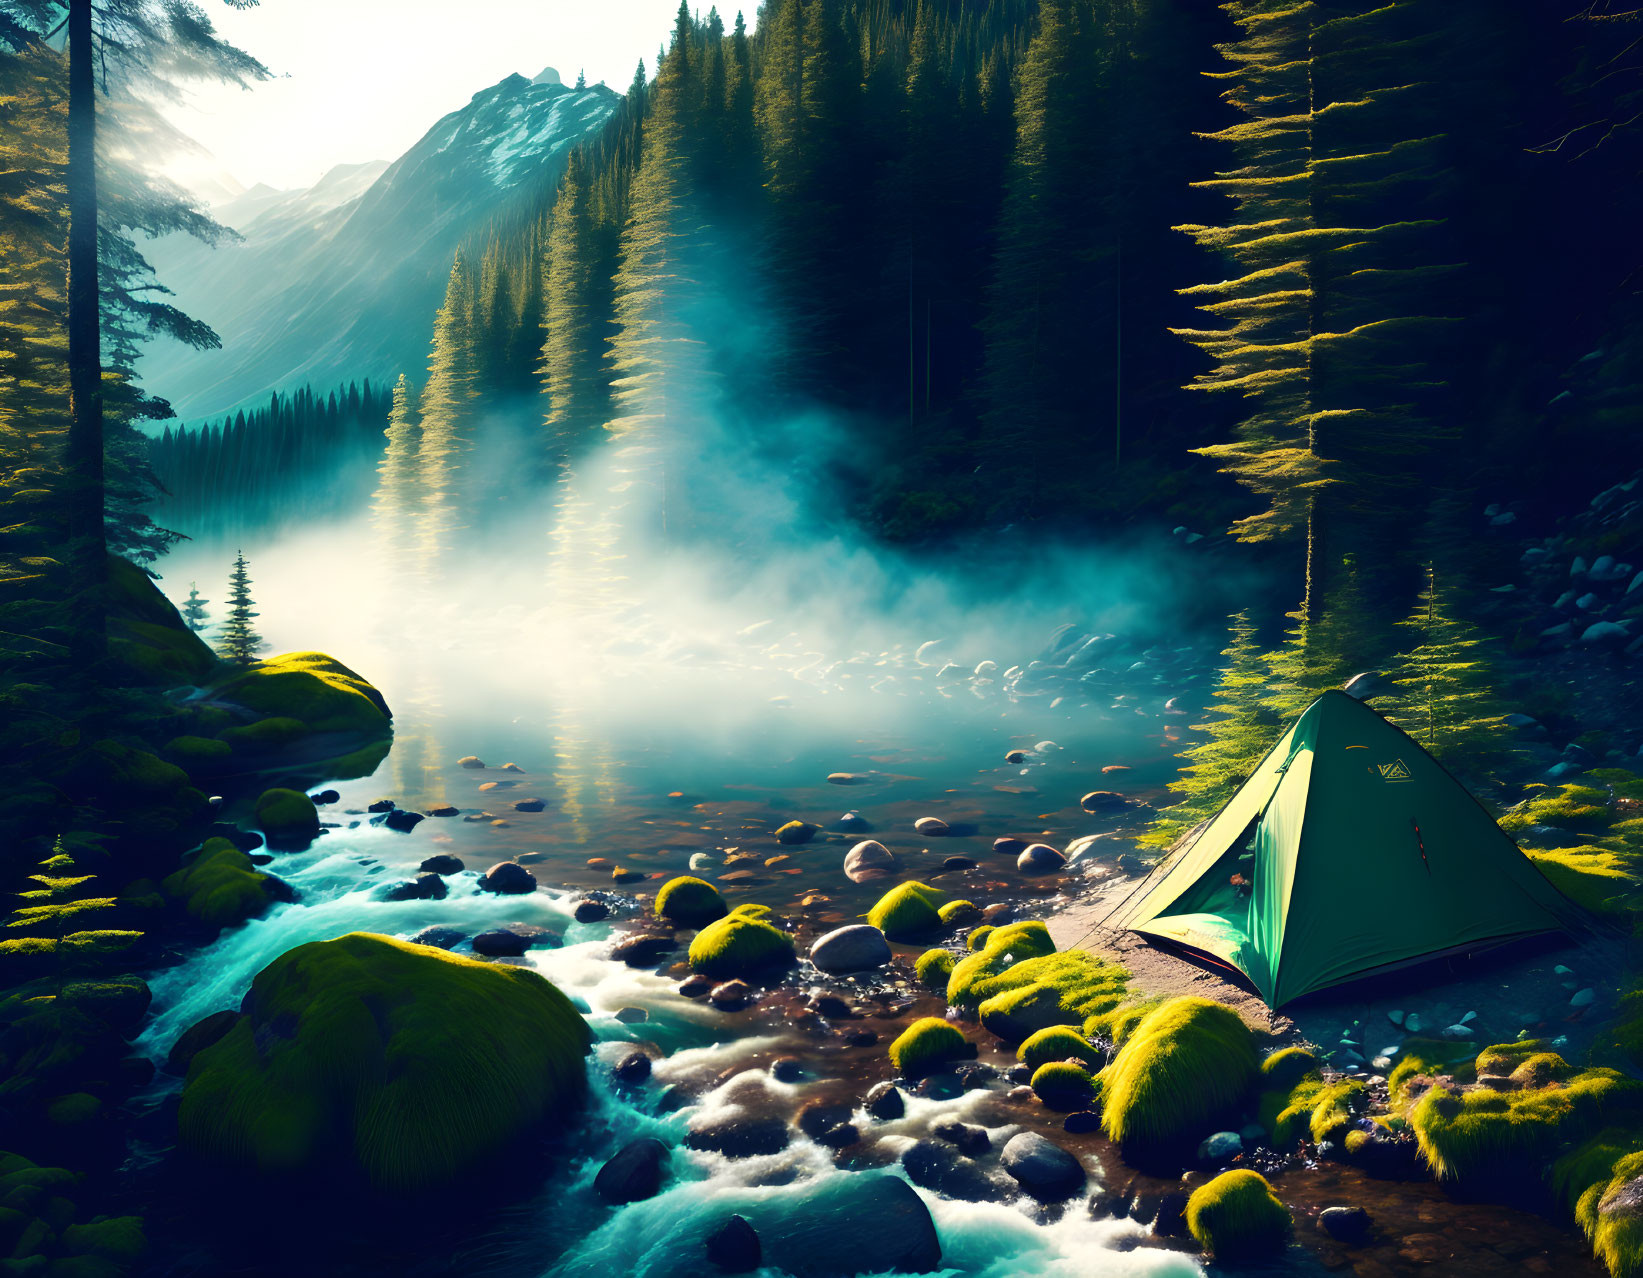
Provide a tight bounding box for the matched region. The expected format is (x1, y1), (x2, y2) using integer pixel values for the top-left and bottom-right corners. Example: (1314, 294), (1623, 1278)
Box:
(66, 0), (107, 667)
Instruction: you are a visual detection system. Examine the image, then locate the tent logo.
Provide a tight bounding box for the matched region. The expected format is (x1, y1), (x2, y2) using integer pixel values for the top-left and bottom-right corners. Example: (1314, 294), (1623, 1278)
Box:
(1378, 759), (1413, 782)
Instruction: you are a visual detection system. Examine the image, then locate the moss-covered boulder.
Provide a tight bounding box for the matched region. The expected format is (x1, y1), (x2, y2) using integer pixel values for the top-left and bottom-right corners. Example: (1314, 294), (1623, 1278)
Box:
(178, 932), (590, 1193)
(1019, 1025), (1102, 1072)
(162, 838), (280, 931)
(1100, 997), (1258, 1161)
(58, 741), (209, 865)
(108, 555), (215, 687)
(1031, 1061), (1096, 1110)
(687, 904), (795, 978)
(938, 899), (982, 926)
(1409, 1066), (1641, 1182)
(162, 735), (233, 771)
(943, 922), (1127, 1042)
(965, 924), (994, 952)
(1555, 1129), (1643, 1278)
(915, 948), (955, 991)
(867, 881), (945, 940)
(253, 788), (320, 849)
(1082, 1000), (1158, 1049)
(1186, 1170), (1291, 1262)
(775, 820), (819, 845)
(888, 1017), (972, 1077)
(655, 876), (728, 927)
(1387, 1037), (1476, 1103)
(0, 1151), (147, 1277)
(211, 651), (390, 733)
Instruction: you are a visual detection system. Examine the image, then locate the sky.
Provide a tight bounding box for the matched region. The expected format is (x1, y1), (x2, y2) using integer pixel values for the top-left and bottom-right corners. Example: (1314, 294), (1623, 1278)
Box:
(161, 0), (728, 197)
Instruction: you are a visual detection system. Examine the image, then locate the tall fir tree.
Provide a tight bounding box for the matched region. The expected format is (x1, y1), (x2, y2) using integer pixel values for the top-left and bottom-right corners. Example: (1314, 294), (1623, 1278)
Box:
(418, 253), (480, 560)
(216, 550), (264, 667)
(372, 374), (423, 580)
(180, 581), (210, 633)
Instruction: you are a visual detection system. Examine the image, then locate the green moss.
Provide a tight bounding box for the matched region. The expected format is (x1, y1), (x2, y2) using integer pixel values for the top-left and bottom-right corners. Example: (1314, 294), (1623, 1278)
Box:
(1511, 1053), (1572, 1087)
(775, 820), (818, 845)
(45, 1093), (101, 1126)
(1019, 1025), (1102, 1071)
(161, 735), (232, 768)
(1260, 1046), (1322, 1089)
(1343, 1128), (1371, 1156)
(965, 925), (994, 952)
(866, 881), (945, 941)
(1409, 1066), (1642, 1181)
(1100, 997), (1258, 1156)
(1554, 1129), (1643, 1278)
(686, 903), (795, 978)
(1500, 784), (1614, 834)
(938, 899), (982, 926)
(1309, 1079), (1367, 1143)
(654, 876), (727, 927)
(1476, 1039), (1555, 1077)
(178, 932), (590, 1192)
(976, 951), (1128, 1042)
(1389, 1037), (1477, 1104)
(210, 651), (391, 737)
(63, 741), (207, 845)
(946, 920), (1057, 1005)
(59, 1215), (146, 1262)
(1031, 1060), (1096, 1109)
(1526, 846), (1636, 913)
(253, 788), (319, 848)
(219, 717), (312, 753)
(887, 1017), (971, 1077)
(107, 555), (215, 686)
(1186, 1170), (1291, 1261)
(162, 839), (275, 930)
(915, 948), (955, 991)
(1083, 999), (1159, 1048)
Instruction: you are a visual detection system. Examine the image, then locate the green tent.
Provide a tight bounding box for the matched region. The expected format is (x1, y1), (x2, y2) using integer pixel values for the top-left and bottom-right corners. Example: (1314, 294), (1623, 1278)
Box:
(1116, 690), (1579, 1007)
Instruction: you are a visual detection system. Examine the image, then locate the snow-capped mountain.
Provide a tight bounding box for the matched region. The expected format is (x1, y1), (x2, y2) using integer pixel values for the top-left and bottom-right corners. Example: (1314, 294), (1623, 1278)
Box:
(139, 71), (620, 421)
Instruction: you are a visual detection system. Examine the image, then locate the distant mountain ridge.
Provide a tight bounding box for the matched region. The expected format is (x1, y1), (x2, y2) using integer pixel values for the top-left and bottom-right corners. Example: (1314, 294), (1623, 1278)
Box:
(140, 71), (621, 421)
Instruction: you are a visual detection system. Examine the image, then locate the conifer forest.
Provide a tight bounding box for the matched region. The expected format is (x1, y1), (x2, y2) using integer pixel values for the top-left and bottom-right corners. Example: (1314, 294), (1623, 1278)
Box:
(3, 2), (1643, 1276)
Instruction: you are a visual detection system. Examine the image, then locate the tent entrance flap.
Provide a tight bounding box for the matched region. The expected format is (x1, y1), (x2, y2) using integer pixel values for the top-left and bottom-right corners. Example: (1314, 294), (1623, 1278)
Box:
(1113, 690), (1580, 1007)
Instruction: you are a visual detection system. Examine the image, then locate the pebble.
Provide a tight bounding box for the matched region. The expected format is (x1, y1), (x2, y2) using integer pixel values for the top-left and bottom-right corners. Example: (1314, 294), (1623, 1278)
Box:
(610, 934), (675, 966)
(914, 817), (950, 836)
(479, 861), (536, 894)
(310, 789), (340, 805)
(999, 1131), (1085, 1199)
(932, 1117), (991, 1156)
(770, 1057), (805, 1083)
(678, 974), (714, 998)
(1319, 1206), (1373, 1245)
(689, 852), (715, 871)
(471, 929), (531, 957)
(512, 798), (547, 812)
(827, 772), (869, 785)
(710, 980), (753, 1008)
(1004, 750), (1027, 764)
(942, 856), (977, 871)
(381, 809), (424, 833)
(614, 1006), (649, 1024)
(993, 836), (1028, 856)
(836, 812), (872, 833)
(865, 1081), (905, 1120)
(366, 798), (396, 813)
(499, 762), (525, 773)
(1063, 1111), (1101, 1134)
(419, 854), (464, 875)
(1080, 791), (1127, 813)
(427, 804), (460, 818)
(410, 927), (464, 949)
(573, 898), (610, 923)
(457, 756), (485, 769)
(594, 1137), (668, 1204)
(843, 839), (898, 884)
(1197, 1131), (1242, 1163)
(1572, 987), (1596, 1007)
(611, 866), (645, 884)
(809, 924), (892, 974)
(613, 1051), (652, 1084)
(1017, 843), (1066, 874)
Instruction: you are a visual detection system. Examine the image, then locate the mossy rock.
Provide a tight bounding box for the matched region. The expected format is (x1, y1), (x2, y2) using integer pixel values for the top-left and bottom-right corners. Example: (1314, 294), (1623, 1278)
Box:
(946, 920), (1057, 1005)
(1260, 1046), (1322, 1090)
(1308, 1079), (1368, 1143)
(1100, 997), (1258, 1160)
(1388, 1037), (1477, 1103)
(915, 949), (955, 991)
(1083, 999), (1159, 1049)
(161, 735), (232, 769)
(1511, 1052), (1572, 1088)
(887, 1017), (971, 1078)
(162, 838), (277, 931)
(1410, 1066), (1642, 1182)
(867, 881), (945, 940)
(219, 717), (313, 753)
(1186, 1170), (1291, 1262)
(654, 876), (727, 927)
(1031, 1060), (1096, 1109)
(687, 904), (795, 978)
(938, 899), (982, 926)
(178, 932), (590, 1193)
(775, 820), (818, 845)
(210, 651), (392, 737)
(965, 925), (995, 952)
(1476, 1039), (1556, 1077)
(1500, 784), (1614, 834)
(1554, 1128), (1643, 1278)
(1019, 1025), (1102, 1072)
(976, 951), (1128, 1042)
(59, 741), (208, 858)
(107, 554), (215, 686)
(253, 788), (320, 849)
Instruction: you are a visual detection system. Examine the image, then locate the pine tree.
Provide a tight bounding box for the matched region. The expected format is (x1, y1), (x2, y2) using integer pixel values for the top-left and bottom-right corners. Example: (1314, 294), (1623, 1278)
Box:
(1174, 0), (1466, 620)
(216, 550), (264, 666)
(0, 839), (141, 980)
(417, 253), (479, 560)
(180, 581), (209, 632)
(1144, 611), (1276, 847)
(1386, 564), (1520, 771)
(372, 374), (422, 579)
(541, 148), (606, 475)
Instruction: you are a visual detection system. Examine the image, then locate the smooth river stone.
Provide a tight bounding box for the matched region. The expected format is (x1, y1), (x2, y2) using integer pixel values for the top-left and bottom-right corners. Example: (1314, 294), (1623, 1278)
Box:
(808, 924), (892, 974)
(827, 772), (869, 785)
(843, 839), (897, 883)
(1017, 843), (1066, 874)
(999, 1131), (1085, 1199)
(457, 756), (485, 769)
(913, 817), (949, 836)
